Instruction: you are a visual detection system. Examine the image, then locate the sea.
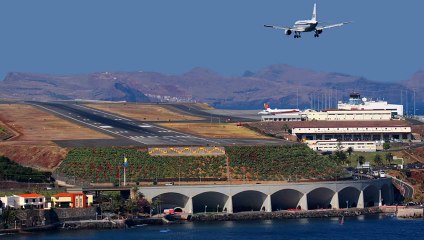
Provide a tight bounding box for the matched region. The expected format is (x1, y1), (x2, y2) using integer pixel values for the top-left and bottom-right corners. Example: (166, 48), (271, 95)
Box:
(1, 215), (423, 240)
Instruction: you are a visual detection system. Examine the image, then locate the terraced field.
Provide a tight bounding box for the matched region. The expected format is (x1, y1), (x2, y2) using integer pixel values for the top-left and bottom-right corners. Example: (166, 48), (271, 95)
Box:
(55, 145), (341, 185)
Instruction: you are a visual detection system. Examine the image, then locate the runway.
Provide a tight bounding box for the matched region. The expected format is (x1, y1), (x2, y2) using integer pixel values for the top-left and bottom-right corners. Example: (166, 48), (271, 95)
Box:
(29, 102), (285, 147)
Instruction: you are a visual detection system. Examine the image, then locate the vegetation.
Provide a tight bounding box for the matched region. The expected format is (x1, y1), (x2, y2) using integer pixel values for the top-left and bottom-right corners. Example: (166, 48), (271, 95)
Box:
(56, 145), (342, 184)
(225, 145), (342, 181)
(374, 154), (383, 166)
(57, 148), (227, 184)
(383, 142), (391, 150)
(0, 156), (51, 183)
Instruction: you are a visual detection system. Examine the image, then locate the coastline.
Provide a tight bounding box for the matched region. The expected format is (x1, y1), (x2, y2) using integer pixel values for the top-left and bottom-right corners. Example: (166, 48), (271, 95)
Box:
(190, 207), (383, 222)
(1, 207), (418, 235)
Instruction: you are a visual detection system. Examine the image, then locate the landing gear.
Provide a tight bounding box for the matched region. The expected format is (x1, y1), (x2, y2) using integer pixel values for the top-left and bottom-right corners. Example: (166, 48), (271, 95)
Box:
(294, 32), (301, 38)
(314, 33), (320, 38)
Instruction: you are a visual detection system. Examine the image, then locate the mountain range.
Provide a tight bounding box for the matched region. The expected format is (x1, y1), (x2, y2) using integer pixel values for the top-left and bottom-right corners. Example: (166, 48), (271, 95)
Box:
(0, 64), (423, 110)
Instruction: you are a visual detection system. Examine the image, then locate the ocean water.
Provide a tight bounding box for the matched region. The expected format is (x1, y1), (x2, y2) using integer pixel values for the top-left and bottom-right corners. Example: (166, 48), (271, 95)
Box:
(3, 215), (423, 240)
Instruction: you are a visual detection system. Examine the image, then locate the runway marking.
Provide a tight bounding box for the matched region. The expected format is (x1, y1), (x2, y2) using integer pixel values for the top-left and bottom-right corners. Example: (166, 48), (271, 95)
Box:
(31, 104), (147, 144)
(76, 104), (134, 122)
(100, 125), (113, 129)
(139, 125), (152, 128)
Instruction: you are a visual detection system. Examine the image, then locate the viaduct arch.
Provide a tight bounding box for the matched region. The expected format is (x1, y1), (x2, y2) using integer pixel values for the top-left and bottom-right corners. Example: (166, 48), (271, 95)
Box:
(141, 178), (393, 214)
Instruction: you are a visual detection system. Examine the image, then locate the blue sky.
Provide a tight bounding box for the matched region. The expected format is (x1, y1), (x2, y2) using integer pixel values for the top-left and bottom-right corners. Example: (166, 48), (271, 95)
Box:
(0, 0), (423, 82)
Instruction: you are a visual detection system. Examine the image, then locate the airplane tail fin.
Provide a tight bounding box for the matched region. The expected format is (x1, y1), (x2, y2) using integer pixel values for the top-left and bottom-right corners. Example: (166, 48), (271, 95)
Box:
(311, 3), (317, 21)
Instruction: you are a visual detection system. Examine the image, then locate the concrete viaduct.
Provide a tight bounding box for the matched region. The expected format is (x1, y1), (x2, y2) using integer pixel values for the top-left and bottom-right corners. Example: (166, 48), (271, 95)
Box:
(139, 178), (393, 214)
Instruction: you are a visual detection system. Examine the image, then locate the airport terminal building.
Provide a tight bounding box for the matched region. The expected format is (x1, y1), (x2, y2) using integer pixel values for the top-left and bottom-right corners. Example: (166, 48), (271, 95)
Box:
(286, 121), (412, 142)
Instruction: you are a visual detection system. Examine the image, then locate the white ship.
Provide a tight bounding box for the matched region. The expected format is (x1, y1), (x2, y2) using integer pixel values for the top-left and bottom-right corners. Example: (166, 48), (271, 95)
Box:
(337, 92), (403, 116)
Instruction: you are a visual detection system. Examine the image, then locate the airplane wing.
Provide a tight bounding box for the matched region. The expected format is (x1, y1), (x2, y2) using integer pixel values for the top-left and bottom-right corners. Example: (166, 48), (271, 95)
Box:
(264, 25), (291, 30)
(317, 21), (351, 30)
(264, 25), (305, 32)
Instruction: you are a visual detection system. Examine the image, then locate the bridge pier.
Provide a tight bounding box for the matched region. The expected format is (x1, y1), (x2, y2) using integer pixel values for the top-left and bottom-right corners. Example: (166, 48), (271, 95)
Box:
(261, 195), (272, 212)
(184, 196), (193, 214)
(331, 192), (339, 209)
(224, 196), (233, 213)
(298, 194), (308, 210)
(357, 190), (364, 209)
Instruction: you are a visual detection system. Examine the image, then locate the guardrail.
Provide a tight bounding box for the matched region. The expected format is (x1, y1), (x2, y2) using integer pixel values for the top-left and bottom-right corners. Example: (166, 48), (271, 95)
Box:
(388, 174), (414, 199)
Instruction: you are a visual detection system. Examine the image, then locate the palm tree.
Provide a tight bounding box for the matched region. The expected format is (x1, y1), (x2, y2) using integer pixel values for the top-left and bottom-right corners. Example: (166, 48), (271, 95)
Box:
(357, 156), (365, 167)
(346, 147), (353, 156)
(374, 154), (383, 166)
(385, 153), (394, 165)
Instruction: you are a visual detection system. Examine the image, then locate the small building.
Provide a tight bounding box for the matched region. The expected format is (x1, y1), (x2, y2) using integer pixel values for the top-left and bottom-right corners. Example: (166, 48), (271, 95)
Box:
(51, 192), (93, 208)
(1, 194), (46, 209)
(306, 110), (393, 121)
(306, 139), (377, 152)
(261, 113), (305, 122)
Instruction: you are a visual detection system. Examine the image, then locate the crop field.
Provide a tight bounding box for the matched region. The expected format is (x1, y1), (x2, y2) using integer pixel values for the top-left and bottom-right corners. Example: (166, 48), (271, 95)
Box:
(56, 147), (227, 184)
(56, 145), (341, 185)
(85, 103), (204, 122)
(159, 123), (270, 139)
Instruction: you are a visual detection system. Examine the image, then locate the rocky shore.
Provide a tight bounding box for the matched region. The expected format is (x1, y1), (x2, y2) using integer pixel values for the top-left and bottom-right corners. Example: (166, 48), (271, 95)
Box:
(190, 207), (382, 222)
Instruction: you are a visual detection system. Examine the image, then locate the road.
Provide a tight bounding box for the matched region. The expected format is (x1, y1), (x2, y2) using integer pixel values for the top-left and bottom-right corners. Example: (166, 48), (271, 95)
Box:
(29, 101), (285, 147)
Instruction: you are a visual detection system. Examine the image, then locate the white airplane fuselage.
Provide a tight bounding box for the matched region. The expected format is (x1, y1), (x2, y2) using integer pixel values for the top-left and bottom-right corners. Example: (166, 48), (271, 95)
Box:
(293, 20), (318, 32)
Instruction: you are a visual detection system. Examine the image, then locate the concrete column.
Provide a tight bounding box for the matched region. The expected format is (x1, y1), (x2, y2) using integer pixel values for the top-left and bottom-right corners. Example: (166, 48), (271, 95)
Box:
(298, 194), (308, 210)
(261, 195), (272, 212)
(224, 196), (233, 213)
(378, 189), (382, 207)
(184, 197), (193, 214)
(361, 134), (364, 141)
(313, 135), (317, 140)
(389, 134), (393, 140)
(407, 133), (411, 140)
(357, 191), (364, 209)
(331, 192), (339, 209)
(380, 133), (384, 141)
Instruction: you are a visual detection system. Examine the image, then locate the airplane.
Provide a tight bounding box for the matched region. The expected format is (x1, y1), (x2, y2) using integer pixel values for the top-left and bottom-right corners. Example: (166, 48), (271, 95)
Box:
(258, 103), (300, 115)
(264, 3), (350, 38)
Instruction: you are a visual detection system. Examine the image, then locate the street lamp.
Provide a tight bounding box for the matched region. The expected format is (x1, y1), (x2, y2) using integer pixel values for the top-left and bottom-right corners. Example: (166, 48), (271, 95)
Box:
(27, 177), (32, 190)
(204, 205), (207, 214)
(217, 204), (219, 213)
(346, 200), (349, 209)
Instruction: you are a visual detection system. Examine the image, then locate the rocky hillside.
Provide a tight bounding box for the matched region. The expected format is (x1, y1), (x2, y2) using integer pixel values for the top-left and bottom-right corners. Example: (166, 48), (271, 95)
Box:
(0, 64), (422, 109)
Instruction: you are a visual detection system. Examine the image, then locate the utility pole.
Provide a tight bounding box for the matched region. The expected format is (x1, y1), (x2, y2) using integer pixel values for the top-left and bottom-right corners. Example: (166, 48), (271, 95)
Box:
(413, 89), (416, 117)
(406, 90), (408, 116)
(296, 88), (299, 109)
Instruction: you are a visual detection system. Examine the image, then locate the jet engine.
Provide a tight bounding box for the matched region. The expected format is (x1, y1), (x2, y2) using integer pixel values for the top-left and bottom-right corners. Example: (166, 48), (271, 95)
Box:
(285, 29), (292, 35)
(316, 29), (323, 34)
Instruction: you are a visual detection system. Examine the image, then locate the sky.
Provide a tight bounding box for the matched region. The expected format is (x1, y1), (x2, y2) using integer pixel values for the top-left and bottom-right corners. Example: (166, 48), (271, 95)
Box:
(0, 0), (423, 82)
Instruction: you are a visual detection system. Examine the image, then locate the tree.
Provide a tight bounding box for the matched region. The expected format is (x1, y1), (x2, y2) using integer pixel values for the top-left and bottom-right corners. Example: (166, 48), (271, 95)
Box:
(335, 150), (347, 165)
(374, 154), (383, 166)
(357, 156), (365, 166)
(385, 153), (394, 165)
(383, 142), (391, 150)
(346, 147), (353, 156)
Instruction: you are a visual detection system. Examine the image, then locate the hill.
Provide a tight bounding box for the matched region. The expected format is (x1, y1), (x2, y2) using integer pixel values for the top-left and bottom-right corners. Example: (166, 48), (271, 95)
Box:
(0, 64), (422, 109)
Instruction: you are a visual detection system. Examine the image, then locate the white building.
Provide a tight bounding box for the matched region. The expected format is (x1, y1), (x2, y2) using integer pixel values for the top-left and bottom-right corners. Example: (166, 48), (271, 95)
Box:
(0, 193), (47, 209)
(287, 121), (412, 142)
(261, 113), (305, 122)
(338, 92), (403, 116)
(306, 110), (393, 121)
(306, 139), (378, 152)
